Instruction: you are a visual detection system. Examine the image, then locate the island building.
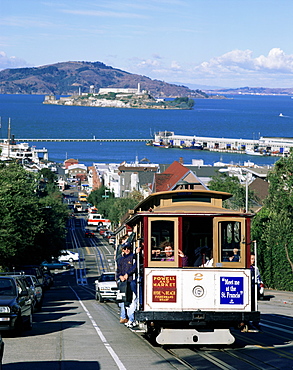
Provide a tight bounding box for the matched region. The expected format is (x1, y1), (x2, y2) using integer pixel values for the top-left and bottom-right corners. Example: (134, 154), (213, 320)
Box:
(43, 83), (149, 105)
(97, 83), (143, 95)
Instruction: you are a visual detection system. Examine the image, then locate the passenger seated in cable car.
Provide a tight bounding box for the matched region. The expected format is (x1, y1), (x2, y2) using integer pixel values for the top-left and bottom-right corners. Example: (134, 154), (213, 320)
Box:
(159, 241), (188, 265)
(192, 245), (211, 267)
(200, 248), (213, 267)
(160, 241), (174, 261)
(229, 248), (240, 262)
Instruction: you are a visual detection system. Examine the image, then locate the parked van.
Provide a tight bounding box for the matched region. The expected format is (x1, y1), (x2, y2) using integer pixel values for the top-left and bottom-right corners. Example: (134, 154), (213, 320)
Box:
(74, 203), (83, 212)
(87, 213), (111, 228)
(78, 192), (87, 202)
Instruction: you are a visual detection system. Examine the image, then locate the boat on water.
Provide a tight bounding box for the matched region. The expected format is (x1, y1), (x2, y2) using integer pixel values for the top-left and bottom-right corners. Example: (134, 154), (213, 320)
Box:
(245, 148), (263, 156)
(152, 141), (164, 147)
(279, 113), (284, 117)
(152, 141), (172, 148)
(181, 142), (203, 150)
(0, 139), (48, 163)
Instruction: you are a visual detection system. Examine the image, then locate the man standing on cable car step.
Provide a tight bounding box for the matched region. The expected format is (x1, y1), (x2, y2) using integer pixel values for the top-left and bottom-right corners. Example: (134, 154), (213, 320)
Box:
(116, 243), (138, 329)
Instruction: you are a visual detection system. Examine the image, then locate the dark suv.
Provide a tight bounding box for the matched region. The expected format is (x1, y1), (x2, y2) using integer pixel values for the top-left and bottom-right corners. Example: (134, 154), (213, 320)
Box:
(0, 275), (33, 333)
(16, 265), (48, 290)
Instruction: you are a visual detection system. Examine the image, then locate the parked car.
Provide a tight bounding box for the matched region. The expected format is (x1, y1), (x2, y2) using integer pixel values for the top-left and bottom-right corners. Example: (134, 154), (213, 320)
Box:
(58, 249), (79, 262)
(41, 267), (54, 288)
(103, 230), (111, 238)
(85, 229), (95, 238)
(24, 275), (43, 311)
(41, 260), (71, 271)
(95, 272), (118, 303)
(0, 275), (33, 333)
(0, 334), (4, 369)
(99, 228), (108, 236)
(15, 265), (47, 290)
(109, 236), (115, 245)
(103, 231), (113, 239)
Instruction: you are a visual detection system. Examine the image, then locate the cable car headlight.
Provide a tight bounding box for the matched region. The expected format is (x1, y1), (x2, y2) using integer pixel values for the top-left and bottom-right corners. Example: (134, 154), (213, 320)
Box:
(192, 285), (204, 298)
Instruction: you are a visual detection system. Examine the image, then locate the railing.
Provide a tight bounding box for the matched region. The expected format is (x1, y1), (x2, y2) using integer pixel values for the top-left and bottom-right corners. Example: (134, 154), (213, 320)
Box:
(1, 138), (151, 142)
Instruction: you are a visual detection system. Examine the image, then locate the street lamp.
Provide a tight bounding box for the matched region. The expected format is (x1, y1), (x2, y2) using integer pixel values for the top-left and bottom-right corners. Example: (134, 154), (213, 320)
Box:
(102, 189), (109, 199)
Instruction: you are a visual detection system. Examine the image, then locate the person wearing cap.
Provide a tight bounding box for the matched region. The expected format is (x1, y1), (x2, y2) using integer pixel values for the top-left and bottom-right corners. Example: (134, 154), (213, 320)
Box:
(115, 235), (129, 262)
(116, 243), (138, 328)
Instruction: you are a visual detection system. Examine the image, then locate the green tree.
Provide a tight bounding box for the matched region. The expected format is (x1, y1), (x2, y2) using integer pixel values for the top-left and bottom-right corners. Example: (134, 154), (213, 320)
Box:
(208, 172), (258, 211)
(40, 168), (58, 184)
(34, 194), (69, 263)
(129, 189), (144, 203)
(87, 187), (142, 227)
(93, 196), (138, 227)
(107, 197), (138, 226)
(0, 163), (41, 267)
(172, 97), (194, 109)
(251, 153), (293, 290)
(0, 162), (69, 268)
(87, 186), (114, 209)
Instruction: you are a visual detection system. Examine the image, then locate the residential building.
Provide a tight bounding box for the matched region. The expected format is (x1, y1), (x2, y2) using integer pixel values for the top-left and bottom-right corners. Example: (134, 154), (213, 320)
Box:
(153, 161), (207, 193)
(64, 158), (79, 169)
(118, 160), (159, 197)
(66, 163), (88, 180)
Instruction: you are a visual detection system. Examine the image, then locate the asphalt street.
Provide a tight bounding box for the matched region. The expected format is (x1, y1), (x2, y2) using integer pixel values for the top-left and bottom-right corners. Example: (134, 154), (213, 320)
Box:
(2, 270), (185, 370)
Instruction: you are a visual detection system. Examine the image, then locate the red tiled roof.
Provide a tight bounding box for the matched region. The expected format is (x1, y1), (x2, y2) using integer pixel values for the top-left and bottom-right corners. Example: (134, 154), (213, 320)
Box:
(154, 161), (190, 192)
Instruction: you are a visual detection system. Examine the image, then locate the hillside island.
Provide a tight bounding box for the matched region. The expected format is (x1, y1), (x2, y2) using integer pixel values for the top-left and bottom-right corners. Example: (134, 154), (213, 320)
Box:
(43, 84), (195, 110)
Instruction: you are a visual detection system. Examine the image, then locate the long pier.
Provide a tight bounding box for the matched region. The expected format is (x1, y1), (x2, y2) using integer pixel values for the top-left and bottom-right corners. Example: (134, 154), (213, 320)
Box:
(3, 134), (293, 157)
(152, 131), (293, 156)
(5, 138), (151, 143)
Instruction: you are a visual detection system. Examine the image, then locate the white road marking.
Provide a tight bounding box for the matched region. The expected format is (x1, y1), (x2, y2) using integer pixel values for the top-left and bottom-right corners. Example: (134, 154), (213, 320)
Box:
(70, 286), (127, 370)
(261, 322), (293, 335)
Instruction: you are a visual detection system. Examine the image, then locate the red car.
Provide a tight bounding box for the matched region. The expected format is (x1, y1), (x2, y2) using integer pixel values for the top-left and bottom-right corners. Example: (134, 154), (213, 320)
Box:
(99, 228), (108, 236)
(85, 229), (95, 238)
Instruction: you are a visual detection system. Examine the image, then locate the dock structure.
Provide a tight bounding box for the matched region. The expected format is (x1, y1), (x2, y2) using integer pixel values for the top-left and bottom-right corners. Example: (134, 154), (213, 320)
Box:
(152, 131), (293, 156)
(2, 134), (293, 157)
(0, 140), (48, 163)
(4, 138), (149, 143)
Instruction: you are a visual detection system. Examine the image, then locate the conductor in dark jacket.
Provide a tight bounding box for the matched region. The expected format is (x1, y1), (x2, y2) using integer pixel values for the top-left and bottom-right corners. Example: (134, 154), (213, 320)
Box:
(116, 244), (138, 327)
(116, 244), (137, 284)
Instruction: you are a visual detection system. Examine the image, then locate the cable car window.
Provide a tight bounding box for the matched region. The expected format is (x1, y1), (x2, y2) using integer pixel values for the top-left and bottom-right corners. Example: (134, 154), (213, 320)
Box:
(220, 221), (241, 262)
(150, 220), (174, 261)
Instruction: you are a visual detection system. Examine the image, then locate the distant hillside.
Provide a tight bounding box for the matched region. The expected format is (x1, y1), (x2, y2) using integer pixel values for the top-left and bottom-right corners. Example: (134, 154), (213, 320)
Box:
(0, 61), (208, 98)
(207, 86), (293, 95)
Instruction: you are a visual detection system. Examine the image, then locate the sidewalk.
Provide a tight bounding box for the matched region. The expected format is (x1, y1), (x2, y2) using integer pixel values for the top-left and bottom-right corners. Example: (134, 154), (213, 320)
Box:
(263, 288), (293, 305)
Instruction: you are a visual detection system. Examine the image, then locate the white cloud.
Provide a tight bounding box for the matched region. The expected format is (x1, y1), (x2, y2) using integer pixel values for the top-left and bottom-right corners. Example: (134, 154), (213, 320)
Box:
(255, 48), (293, 72)
(194, 48), (293, 76)
(170, 61), (181, 70)
(0, 51), (30, 70)
(137, 58), (161, 68)
(134, 57), (183, 73)
(62, 9), (147, 19)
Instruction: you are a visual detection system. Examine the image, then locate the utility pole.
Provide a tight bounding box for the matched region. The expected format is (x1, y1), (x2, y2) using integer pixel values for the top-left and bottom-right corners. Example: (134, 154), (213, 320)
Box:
(245, 174), (248, 213)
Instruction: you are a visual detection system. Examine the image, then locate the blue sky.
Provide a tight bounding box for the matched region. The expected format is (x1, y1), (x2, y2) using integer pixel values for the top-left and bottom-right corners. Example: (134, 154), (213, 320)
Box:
(1, 0), (293, 88)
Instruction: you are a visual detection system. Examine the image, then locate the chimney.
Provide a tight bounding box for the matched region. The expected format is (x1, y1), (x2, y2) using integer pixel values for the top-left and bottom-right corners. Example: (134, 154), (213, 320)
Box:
(179, 157), (184, 164)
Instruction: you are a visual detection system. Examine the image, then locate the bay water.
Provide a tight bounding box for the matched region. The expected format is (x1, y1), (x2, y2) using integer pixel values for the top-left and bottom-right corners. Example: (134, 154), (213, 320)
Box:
(0, 94), (292, 167)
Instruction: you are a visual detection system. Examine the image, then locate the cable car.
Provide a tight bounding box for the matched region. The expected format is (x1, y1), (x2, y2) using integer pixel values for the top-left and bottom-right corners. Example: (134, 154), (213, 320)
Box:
(117, 189), (260, 345)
